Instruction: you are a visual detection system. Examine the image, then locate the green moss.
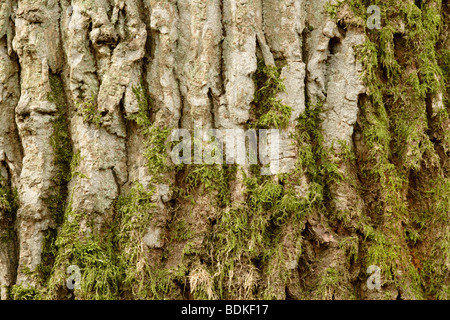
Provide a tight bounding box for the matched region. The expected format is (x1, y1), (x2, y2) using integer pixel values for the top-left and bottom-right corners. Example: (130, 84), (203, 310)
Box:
(182, 241), (198, 256)
(76, 95), (102, 128)
(324, 1), (340, 20)
(127, 84), (153, 127)
(0, 178), (17, 213)
(193, 97), (348, 298)
(202, 164), (309, 298)
(339, 236), (359, 264)
(34, 229), (59, 285)
(126, 82), (174, 182)
(185, 164), (235, 207)
(28, 1), (447, 300)
(104, 84), (187, 300)
(46, 207), (122, 300)
(294, 100), (343, 211)
(115, 183), (164, 299)
(207, 205), (267, 298)
(0, 226), (15, 244)
(145, 265), (187, 299)
(361, 224), (400, 282)
(421, 230), (450, 299)
(340, 0), (449, 298)
(143, 126), (172, 180)
(172, 219), (194, 242)
(418, 177), (450, 299)
(316, 268), (340, 299)
(47, 74), (73, 225)
(0, 178), (18, 244)
(251, 59), (292, 129)
(10, 285), (42, 300)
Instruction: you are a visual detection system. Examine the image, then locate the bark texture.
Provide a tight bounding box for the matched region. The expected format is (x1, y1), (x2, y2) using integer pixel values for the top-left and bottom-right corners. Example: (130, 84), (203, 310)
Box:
(0, 0), (449, 300)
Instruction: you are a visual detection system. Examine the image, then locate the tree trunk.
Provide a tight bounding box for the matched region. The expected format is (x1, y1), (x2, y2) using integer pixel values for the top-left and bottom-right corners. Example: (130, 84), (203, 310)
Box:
(0, 0), (448, 300)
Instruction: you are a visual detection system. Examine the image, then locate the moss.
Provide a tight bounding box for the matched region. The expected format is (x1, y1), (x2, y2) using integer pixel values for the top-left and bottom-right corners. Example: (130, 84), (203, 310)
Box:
(0, 178), (18, 244)
(207, 205), (267, 298)
(105, 83), (187, 300)
(0, 226), (15, 244)
(361, 224), (401, 282)
(126, 84), (173, 181)
(115, 183), (164, 299)
(25, 1), (447, 300)
(0, 179), (17, 213)
(0, 179), (17, 211)
(421, 231), (450, 299)
(294, 100), (343, 209)
(182, 241), (198, 256)
(46, 74), (73, 225)
(142, 126), (172, 180)
(69, 151), (86, 180)
(145, 265), (187, 299)
(190, 97), (350, 299)
(172, 219), (194, 242)
(251, 59), (292, 129)
(418, 177), (450, 299)
(126, 82), (173, 182)
(46, 206), (122, 300)
(127, 84), (153, 127)
(10, 285), (42, 300)
(76, 95), (102, 128)
(339, 236), (359, 264)
(332, 0), (450, 298)
(113, 179), (187, 299)
(39, 138), (122, 300)
(324, 1), (340, 20)
(185, 164), (235, 207)
(315, 268), (341, 300)
(201, 163), (310, 298)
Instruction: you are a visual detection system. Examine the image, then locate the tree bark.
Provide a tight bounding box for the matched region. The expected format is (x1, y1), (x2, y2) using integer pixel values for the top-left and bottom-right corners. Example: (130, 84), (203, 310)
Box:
(0, 0), (448, 300)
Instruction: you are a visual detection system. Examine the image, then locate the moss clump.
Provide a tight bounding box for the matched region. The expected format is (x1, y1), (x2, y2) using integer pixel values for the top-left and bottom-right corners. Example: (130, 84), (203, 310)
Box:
(0, 175), (18, 244)
(324, 1), (340, 20)
(202, 166), (309, 299)
(185, 164), (235, 207)
(360, 224), (400, 283)
(43, 141), (121, 299)
(127, 84), (153, 127)
(114, 183), (160, 299)
(339, 236), (359, 265)
(293, 100), (343, 215)
(327, 0), (450, 298)
(197, 98), (339, 299)
(46, 207), (122, 300)
(47, 74), (73, 223)
(10, 285), (42, 300)
(0, 179), (18, 214)
(143, 126), (172, 180)
(126, 84), (173, 182)
(76, 95), (102, 128)
(251, 59), (292, 129)
(316, 268), (341, 299)
(172, 218), (194, 242)
(417, 176), (450, 299)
